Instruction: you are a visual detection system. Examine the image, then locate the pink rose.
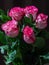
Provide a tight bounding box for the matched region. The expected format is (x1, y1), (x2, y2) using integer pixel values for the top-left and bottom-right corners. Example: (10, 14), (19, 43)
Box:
(23, 26), (35, 44)
(9, 7), (24, 21)
(36, 13), (48, 29)
(24, 6), (38, 21)
(1, 20), (19, 37)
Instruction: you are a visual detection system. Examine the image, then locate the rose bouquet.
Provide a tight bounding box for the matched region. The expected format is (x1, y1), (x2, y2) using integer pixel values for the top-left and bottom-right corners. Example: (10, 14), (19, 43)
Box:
(0, 6), (49, 65)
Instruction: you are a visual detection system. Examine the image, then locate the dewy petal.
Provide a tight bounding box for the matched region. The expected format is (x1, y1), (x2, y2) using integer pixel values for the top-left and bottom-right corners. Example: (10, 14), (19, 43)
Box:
(9, 7), (24, 21)
(23, 26), (35, 44)
(24, 6), (38, 20)
(1, 20), (19, 37)
(36, 13), (48, 29)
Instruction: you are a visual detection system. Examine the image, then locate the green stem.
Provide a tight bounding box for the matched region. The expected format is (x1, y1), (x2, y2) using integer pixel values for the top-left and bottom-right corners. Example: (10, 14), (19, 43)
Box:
(39, 57), (43, 65)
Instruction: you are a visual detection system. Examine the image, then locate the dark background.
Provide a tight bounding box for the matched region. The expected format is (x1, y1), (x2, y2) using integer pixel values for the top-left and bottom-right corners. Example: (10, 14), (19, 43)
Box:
(0, 0), (49, 14)
(0, 0), (49, 65)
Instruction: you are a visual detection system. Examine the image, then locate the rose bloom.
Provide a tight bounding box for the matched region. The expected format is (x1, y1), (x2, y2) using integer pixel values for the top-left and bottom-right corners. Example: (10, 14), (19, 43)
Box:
(1, 20), (19, 37)
(24, 6), (38, 21)
(36, 13), (48, 29)
(9, 7), (24, 21)
(23, 26), (35, 44)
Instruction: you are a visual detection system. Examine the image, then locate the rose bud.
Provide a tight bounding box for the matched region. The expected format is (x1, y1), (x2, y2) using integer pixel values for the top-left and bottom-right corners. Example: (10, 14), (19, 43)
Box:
(1, 20), (19, 37)
(36, 13), (48, 29)
(24, 6), (38, 21)
(9, 7), (24, 21)
(23, 26), (35, 44)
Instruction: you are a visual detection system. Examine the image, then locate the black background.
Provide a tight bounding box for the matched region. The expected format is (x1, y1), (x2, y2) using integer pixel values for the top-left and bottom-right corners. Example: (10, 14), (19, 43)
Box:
(0, 0), (49, 14)
(0, 0), (49, 65)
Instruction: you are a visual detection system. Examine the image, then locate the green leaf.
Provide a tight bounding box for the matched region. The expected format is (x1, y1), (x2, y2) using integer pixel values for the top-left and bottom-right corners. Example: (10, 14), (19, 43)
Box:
(0, 15), (11, 23)
(34, 37), (45, 49)
(6, 36), (17, 43)
(41, 30), (49, 39)
(24, 16), (31, 23)
(0, 9), (11, 23)
(0, 45), (8, 54)
(11, 41), (17, 49)
(0, 31), (7, 44)
(4, 50), (16, 64)
(40, 53), (49, 59)
(40, 53), (49, 64)
(0, 9), (5, 15)
(24, 14), (33, 25)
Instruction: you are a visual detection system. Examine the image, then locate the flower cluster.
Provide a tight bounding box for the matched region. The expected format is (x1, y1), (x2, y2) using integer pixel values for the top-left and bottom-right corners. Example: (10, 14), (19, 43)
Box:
(1, 6), (48, 44)
(0, 5), (49, 65)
